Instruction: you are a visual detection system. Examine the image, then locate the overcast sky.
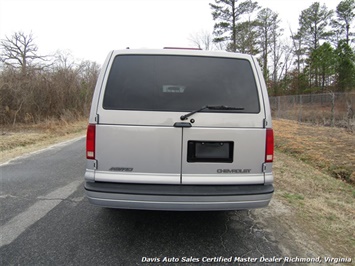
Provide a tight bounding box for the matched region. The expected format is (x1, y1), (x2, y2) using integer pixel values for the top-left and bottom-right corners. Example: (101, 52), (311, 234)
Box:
(0, 0), (340, 65)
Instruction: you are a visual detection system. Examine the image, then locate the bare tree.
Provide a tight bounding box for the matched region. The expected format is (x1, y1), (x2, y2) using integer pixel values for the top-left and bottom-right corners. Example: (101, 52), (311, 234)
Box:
(0, 32), (46, 74)
(278, 41), (294, 81)
(188, 30), (214, 50)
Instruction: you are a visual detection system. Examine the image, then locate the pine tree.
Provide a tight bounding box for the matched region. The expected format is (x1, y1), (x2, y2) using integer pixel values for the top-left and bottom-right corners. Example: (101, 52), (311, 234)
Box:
(298, 2), (333, 88)
(336, 40), (355, 91)
(210, 0), (259, 52)
(332, 0), (355, 45)
(298, 2), (333, 51)
(310, 42), (336, 92)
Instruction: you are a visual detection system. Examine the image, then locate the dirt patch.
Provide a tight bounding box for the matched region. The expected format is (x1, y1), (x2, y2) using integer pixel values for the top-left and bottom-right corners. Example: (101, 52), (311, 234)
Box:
(253, 197), (330, 260)
(0, 119), (87, 164)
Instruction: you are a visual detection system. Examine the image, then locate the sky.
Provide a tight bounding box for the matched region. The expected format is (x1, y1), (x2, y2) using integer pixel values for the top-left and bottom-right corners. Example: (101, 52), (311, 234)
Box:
(0, 0), (340, 65)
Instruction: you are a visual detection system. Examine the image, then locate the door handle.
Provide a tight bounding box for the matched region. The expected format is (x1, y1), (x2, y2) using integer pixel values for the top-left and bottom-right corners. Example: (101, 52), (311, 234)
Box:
(174, 122), (192, 128)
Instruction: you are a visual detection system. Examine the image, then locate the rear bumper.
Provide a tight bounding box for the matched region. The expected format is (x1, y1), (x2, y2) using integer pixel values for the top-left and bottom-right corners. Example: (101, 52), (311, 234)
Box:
(84, 182), (274, 211)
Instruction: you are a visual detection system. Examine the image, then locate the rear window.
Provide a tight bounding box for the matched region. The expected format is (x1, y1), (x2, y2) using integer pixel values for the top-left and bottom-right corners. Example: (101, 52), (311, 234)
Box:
(103, 55), (260, 113)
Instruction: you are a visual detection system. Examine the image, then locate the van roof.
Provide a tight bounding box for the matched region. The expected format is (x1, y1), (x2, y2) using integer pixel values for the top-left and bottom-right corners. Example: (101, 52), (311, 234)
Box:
(111, 49), (254, 60)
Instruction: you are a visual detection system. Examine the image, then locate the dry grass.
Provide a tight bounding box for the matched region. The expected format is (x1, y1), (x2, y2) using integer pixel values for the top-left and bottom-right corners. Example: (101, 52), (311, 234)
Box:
(273, 119), (355, 257)
(273, 119), (355, 184)
(0, 119), (87, 163)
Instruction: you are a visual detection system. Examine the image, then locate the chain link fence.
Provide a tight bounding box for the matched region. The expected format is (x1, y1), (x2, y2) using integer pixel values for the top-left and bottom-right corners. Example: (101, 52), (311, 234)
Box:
(269, 92), (355, 130)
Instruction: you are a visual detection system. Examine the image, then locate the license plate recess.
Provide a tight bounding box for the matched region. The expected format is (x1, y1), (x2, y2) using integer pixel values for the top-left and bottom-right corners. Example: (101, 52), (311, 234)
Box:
(187, 141), (234, 163)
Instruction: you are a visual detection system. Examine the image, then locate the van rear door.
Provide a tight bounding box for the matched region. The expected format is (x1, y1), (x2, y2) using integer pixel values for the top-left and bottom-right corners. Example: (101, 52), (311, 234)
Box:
(94, 53), (185, 184)
(177, 57), (266, 185)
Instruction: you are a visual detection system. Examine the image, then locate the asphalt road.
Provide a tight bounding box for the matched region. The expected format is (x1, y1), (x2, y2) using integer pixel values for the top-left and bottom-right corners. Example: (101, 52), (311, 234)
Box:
(0, 137), (284, 265)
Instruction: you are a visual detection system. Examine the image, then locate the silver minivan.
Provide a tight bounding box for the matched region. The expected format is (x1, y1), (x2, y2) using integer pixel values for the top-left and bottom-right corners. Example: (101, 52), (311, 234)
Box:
(84, 49), (274, 211)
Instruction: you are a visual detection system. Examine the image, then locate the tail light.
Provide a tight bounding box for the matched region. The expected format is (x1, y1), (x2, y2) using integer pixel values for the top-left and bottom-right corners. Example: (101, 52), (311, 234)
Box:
(265, 128), (274, 163)
(86, 124), (96, 159)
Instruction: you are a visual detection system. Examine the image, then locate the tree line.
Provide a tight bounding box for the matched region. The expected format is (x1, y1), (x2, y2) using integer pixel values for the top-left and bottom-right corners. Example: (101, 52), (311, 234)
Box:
(192, 0), (355, 96)
(0, 32), (99, 125)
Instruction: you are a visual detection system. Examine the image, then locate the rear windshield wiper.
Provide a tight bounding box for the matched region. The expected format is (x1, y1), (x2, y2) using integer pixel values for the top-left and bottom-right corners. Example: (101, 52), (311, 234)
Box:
(180, 105), (244, 120)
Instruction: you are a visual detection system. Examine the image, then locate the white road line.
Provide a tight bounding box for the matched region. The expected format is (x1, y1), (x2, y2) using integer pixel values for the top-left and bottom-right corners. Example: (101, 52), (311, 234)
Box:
(0, 180), (83, 248)
(0, 135), (85, 167)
